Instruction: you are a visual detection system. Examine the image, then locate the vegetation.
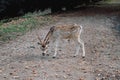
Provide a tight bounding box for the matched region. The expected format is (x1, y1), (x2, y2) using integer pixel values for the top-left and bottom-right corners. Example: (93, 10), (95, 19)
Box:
(1, 0), (117, 43)
(0, 12), (54, 42)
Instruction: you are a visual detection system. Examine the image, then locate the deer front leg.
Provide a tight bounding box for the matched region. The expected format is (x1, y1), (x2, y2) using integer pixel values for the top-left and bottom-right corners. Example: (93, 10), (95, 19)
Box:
(53, 39), (59, 58)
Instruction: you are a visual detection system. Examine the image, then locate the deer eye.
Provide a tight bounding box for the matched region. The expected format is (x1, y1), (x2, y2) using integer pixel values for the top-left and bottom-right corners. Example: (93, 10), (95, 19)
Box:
(37, 42), (41, 45)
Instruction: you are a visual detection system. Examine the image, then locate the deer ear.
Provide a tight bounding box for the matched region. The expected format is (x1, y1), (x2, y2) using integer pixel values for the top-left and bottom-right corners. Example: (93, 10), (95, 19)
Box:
(50, 26), (55, 32)
(37, 42), (41, 45)
(36, 32), (42, 45)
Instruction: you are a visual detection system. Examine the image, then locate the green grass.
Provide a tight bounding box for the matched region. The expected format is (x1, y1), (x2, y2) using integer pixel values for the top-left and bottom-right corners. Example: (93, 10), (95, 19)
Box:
(0, 12), (54, 42)
(100, 0), (120, 4)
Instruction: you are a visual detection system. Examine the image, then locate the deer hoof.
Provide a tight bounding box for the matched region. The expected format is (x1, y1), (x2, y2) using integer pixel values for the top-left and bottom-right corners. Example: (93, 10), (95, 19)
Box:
(46, 54), (49, 56)
(73, 55), (76, 57)
(52, 56), (56, 58)
(82, 56), (85, 58)
(42, 53), (45, 56)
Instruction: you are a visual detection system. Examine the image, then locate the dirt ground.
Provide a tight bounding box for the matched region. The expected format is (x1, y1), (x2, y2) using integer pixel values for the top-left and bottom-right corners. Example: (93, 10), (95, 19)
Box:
(0, 7), (120, 80)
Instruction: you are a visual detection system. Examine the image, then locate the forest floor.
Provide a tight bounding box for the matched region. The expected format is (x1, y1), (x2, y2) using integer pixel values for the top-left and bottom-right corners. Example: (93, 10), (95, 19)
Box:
(0, 7), (120, 80)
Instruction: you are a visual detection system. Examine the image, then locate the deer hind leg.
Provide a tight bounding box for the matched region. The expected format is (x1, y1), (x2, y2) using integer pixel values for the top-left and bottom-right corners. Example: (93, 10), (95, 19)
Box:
(78, 39), (85, 58)
(74, 37), (85, 58)
(74, 42), (80, 57)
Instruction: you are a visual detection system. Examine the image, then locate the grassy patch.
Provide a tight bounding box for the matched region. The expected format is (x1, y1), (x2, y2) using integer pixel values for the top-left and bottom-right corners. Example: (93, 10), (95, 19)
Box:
(0, 12), (54, 42)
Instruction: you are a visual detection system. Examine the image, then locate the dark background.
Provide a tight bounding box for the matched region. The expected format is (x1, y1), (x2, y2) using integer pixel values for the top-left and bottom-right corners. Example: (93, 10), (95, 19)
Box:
(0, 0), (102, 19)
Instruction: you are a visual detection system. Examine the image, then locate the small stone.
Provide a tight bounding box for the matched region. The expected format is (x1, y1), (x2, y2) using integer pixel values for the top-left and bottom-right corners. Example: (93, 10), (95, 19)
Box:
(101, 77), (106, 79)
(99, 63), (102, 65)
(32, 70), (37, 74)
(13, 76), (20, 79)
(112, 75), (115, 77)
(33, 73), (38, 77)
(0, 70), (2, 73)
(79, 77), (84, 80)
(95, 77), (100, 80)
(55, 74), (59, 78)
(30, 46), (35, 49)
(91, 58), (94, 61)
(25, 66), (30, 69)
(3, 76), (7, 78)
(67, 73), (71, 76)
(63, 70), (65, 72)
(10, 66), (15, 69)
(84, 71), (87, 73)
(63, 75), (67, 79)
(81, 68), (86, 70)
(9, 72), (13, 75)
(97, 73), (101, 76)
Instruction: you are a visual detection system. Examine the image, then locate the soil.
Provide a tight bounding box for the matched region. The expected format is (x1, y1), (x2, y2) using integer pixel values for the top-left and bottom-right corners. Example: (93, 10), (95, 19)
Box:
(0, 7), (120, 80)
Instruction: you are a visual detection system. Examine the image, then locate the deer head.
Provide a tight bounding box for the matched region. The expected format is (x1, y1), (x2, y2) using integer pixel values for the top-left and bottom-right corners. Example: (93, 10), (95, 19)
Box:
(36, 26), (55, 56)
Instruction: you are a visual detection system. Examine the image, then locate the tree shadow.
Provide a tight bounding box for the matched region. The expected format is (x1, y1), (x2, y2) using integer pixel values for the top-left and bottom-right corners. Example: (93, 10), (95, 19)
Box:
(0, 53), (53, 66)
(111, 15), (120, 39)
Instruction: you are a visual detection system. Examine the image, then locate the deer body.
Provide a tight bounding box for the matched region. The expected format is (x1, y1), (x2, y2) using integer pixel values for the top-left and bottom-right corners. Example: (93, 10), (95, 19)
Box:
(37, 24), (85, 58)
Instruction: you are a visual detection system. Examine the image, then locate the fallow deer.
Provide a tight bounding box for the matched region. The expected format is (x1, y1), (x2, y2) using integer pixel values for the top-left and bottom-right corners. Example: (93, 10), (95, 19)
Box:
(36, 23), (85, 58)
